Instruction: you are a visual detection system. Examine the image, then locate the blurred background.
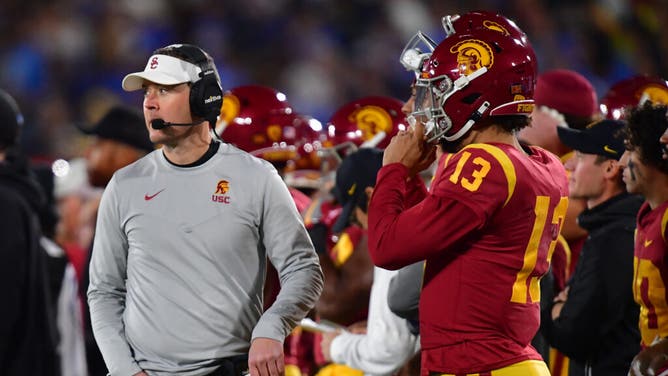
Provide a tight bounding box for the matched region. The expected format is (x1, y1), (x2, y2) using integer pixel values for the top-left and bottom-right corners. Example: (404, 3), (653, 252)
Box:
(1, 0), (666, 162)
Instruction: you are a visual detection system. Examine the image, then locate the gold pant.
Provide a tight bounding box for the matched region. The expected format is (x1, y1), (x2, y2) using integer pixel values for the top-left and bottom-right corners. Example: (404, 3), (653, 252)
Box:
(433, 360), (550, 376)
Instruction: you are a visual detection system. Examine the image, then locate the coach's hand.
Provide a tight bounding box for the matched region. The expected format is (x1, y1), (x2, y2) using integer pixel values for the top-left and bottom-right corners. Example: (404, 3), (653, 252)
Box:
(249, 337), (285, 376)
(629, 337), (668, 375)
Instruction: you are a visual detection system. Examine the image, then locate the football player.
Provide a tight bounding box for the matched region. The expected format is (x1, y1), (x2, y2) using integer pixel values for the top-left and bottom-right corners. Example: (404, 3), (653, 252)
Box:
(620, 102), (668, 376)
(367, 11), (568, 375)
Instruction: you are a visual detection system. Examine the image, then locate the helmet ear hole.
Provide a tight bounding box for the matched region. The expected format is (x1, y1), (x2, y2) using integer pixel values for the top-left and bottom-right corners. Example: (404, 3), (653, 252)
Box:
(462, 93), (481, 104)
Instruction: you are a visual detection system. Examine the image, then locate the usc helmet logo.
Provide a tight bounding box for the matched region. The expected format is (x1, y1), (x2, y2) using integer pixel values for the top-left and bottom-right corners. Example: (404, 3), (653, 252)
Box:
(483, 20), (510, 35)
(639, 85), (668, 105)
(219, 93), (241, 127)
(267, 124), (283, 142)
(215, 180), (230, 194)
(349, 105), (393, 141)
(450, 39), (494, 76)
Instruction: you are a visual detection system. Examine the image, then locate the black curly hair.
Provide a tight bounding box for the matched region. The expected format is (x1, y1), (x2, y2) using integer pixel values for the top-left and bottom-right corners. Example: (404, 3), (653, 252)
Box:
(624, 101), (668, 174)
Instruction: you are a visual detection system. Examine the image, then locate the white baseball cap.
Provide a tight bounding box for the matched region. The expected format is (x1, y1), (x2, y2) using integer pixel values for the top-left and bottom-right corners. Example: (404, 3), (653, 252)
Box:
(122, 54), (202, 91)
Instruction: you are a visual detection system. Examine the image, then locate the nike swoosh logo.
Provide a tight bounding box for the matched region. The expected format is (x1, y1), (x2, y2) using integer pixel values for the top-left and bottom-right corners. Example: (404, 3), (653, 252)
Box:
(144, 189), (165, 201)
(645, 239), (653, 247)
(603, 145), (618, 155)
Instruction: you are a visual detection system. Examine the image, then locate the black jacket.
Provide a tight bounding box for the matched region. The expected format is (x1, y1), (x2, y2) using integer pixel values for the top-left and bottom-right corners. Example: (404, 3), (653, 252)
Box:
(541, 192), (642, 376)
(0, 149), (60, 376)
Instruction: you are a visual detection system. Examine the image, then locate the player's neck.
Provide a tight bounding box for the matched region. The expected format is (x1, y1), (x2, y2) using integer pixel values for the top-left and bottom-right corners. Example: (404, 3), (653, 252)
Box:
(645, 173), (668, 210)
(467, 127), (525, 153)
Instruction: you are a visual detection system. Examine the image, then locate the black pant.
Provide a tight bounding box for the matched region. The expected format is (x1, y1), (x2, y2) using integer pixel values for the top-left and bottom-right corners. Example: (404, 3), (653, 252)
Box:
(208, 355), (249, 376)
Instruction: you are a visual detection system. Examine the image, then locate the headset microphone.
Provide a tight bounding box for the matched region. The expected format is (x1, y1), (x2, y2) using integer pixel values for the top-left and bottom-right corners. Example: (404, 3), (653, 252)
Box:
(150, 119), (204, 130)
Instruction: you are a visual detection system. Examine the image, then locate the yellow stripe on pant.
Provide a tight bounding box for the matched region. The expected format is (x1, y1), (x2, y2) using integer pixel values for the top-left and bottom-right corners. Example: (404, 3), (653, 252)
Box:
(434, 360), (550, 376)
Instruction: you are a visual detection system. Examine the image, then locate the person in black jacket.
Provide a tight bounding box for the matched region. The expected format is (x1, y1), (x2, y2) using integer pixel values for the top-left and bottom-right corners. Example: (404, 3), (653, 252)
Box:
(540, 119), (642, 375)
(75, 105), (153, 376)
(0, 88), (60, 376)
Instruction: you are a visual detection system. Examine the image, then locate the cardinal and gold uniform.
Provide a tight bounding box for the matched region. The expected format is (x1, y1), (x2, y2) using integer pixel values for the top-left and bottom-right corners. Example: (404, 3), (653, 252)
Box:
(369, 143), (568, 375)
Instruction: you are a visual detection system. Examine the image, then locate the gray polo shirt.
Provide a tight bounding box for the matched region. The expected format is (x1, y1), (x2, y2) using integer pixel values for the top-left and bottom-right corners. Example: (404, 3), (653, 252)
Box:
(88, 143), (323, 376)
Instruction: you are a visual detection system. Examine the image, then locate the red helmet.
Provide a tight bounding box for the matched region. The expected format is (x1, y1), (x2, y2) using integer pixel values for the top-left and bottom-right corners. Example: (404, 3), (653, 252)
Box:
(399, 11), (522, 76)
(325, 96), (407, 150)
(218, 85), (308, 162)
(600, 75), (668, 120)
(412, 11), (537, 142)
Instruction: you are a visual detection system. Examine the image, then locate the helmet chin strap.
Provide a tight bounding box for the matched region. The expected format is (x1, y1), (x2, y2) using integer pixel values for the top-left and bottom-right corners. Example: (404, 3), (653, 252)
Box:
(444, 101), (491, 142)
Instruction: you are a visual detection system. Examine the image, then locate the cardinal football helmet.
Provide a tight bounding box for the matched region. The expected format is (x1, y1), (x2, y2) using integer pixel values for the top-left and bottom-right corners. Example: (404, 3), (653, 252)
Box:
(326, 96), (407, 151)
(600, 75), (668, 120)
(411, 11), (537, 143)
(218, 85), (326, 164)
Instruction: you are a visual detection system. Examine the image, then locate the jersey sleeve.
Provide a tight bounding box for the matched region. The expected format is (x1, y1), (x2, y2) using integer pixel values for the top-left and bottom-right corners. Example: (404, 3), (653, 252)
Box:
(368, 145), (514, 270)
(87, 177), (143, 376)
(252, 166), (324, 341)
(368, 163), (473, 269)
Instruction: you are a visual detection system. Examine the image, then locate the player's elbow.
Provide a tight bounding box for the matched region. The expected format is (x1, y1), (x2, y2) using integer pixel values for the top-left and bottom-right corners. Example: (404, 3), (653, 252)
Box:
(369, 253), (403, 270)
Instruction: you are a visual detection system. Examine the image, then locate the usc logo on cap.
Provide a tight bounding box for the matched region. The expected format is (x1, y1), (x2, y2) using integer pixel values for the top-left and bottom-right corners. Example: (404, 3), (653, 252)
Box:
(450, 39), (494, 76)
(350, 105), (393, 141)
(150, 57), (159, 70)
(212, 180), (231, 204)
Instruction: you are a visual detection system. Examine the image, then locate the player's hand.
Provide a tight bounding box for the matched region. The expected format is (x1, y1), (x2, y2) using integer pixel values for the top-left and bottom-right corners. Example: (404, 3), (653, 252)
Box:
(320, 329), (342, 362)
(249, 337), (285, 376)
(384, 121), (436, 177)
(347, 320), (367, 334)
(629, 338), (668, 375)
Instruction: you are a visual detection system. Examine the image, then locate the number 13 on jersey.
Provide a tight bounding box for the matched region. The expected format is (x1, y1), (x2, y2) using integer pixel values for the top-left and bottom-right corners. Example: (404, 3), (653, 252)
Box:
(511, 195), (569, 304)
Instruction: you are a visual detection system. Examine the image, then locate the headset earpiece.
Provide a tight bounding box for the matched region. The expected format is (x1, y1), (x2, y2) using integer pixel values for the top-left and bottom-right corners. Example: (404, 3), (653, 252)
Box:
(176, 44), (223, 125)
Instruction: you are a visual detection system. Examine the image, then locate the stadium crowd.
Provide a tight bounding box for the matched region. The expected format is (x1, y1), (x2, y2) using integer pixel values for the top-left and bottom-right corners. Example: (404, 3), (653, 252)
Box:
(2, 1), (668, 376)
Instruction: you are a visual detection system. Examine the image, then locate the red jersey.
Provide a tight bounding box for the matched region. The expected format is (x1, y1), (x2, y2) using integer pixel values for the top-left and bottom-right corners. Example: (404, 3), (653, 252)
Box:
(633, 201), (668, 347)
(289, 187), (312, 214)
(368, 143), (568, 374)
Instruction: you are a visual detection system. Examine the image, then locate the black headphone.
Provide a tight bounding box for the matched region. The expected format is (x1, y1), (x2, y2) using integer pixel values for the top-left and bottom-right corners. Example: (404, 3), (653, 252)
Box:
(175, 44), (223, 126)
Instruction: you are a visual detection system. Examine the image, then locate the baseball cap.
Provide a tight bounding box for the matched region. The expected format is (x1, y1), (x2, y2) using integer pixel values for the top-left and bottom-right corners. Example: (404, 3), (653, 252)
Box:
(332, 147), (384, 233)
(121, 46), (203, 92)
(534, 69), (598, 118)
(556, 119), (626, 160)
(76, 105), (154, 152)
(0, 89), (24, 148)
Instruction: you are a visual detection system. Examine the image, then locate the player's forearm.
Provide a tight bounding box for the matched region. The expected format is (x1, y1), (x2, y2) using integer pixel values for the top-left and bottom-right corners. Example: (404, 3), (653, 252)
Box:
(367, 164), (420, 269)
(368, 164), (480, 269)
(331, 331), (417, 375)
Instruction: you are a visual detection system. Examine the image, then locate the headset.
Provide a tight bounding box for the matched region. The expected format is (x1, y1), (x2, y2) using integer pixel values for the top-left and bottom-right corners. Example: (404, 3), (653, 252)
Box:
(175, 44), (224, 127)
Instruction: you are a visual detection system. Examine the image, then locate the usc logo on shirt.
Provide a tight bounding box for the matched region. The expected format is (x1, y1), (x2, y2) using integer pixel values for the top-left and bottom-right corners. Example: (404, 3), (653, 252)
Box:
(212, 179), (231, 204)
